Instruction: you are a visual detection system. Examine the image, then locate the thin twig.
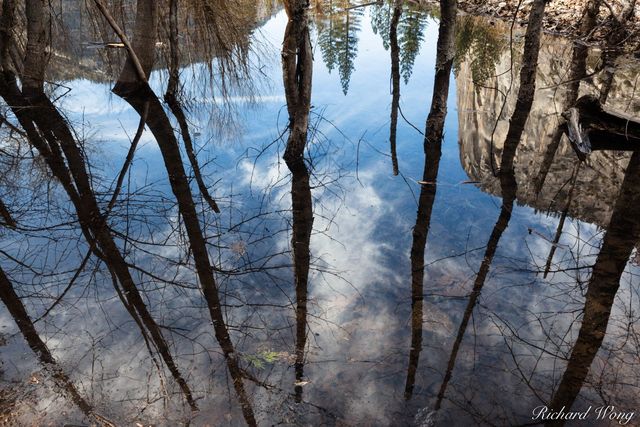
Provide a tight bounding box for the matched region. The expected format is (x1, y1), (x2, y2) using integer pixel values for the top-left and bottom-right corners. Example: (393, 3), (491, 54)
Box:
(91, 0), (147, 82)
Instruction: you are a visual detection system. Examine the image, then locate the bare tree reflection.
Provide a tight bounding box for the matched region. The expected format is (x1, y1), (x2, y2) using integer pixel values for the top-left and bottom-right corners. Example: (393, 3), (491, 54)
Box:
(93, 0), (260, 423)
(389, 0), (402, 176)
(0, 0), (198, 411)
(0, 266), (114, 426)
(545, 151), (640, 426)
(282, 0), (314, 404)
(434, 0), (547, 412)
(163, 0), (221, 214)
(404, 0), (456, 401)
(434, 170), (516, 412)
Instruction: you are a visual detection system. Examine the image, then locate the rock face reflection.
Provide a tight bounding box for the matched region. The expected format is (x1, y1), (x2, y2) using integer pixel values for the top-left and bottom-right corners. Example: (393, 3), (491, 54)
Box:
(457, 17), (640, 227)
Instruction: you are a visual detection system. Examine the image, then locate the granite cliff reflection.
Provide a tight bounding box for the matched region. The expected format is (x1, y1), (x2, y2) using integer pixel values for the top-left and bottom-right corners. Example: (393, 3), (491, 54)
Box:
(457, 17), (640, 228)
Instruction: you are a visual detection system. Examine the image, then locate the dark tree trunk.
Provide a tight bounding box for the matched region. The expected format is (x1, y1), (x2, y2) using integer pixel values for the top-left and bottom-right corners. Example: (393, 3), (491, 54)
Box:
(389, 0), (402, 176)
(1, 0), (198, 412)
(0, 197), (16, 228)
(281, 0), (314, 404)
(434, 0), (545, 409)
(500, 0), (547, 176)
(546, 150), (640, 425)
(164, 0), (221, 213)
(22, 0), (49, 95)
(113, 0), (157, 87)
(282, 0), (313, 173)
(0, 266), (114, 425)
(404, 0), (456, 402)
(434, 171), (516, 411)
(114, 82), (256, 425)
(106, 1), (256, 422)
(424, 0), (456, 148)
(292, 169), (312, 403)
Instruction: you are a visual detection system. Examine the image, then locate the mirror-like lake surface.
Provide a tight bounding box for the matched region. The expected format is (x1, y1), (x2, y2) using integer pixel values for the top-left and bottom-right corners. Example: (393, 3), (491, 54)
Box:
(1, 1), (640, 425)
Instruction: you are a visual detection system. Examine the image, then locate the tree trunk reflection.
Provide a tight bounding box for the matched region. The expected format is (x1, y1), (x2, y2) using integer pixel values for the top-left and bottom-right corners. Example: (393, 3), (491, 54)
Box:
(164, 0), (221, 214)
(0, 266), (114, 426)
(546, 150), (640, 426)
(389, 0), (402, 176)
(435, 0), (546, 411)
(96, 0), (259, 422)
(1, 0), (198, 412)
(404, 0), (456, 402)
(283, 0), (314, 404)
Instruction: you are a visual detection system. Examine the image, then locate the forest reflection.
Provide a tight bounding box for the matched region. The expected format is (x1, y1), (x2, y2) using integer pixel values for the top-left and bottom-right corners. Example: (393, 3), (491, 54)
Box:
(0, 0), (640, 426)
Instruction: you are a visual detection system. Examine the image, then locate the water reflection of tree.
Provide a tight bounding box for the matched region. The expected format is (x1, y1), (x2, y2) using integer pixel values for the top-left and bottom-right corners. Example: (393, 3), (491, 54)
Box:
(314, 0), (364, 94)
(375, 0), (430, 176)
(0, 0), (199, 414)
(432, 0), (548, 417)
(164, 0), (221, 213)
(544, 151), (640, 426)
(453, 15), (507, 86)
(372, 0), (429, 84)
(388, 0), (402, 176)
(0, 267), (115, 426)
(99, 0), (257, 423)
(0, 0), (275, 423)
(405, 0), (456, 404)
(282, 0), (314, 405)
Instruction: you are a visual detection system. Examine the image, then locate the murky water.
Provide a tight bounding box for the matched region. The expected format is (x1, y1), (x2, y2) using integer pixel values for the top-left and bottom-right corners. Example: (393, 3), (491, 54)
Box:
(1, 1), (640, 426)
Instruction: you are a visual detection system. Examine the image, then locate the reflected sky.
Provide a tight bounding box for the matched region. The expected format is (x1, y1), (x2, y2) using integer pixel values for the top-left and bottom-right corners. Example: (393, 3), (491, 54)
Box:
(1, 2), (640, 426)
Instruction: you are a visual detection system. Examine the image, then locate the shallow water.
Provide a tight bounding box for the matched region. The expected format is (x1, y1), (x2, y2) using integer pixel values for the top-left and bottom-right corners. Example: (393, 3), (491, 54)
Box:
(1, 1), (640, 426)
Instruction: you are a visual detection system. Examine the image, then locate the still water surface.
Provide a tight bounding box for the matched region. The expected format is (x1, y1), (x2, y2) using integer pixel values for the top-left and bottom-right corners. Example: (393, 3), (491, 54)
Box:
(1, 2), (640, 426)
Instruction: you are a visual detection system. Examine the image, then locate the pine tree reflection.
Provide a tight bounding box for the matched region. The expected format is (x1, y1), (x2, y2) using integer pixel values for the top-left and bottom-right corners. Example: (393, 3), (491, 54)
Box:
(314, 0), (363, 94)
